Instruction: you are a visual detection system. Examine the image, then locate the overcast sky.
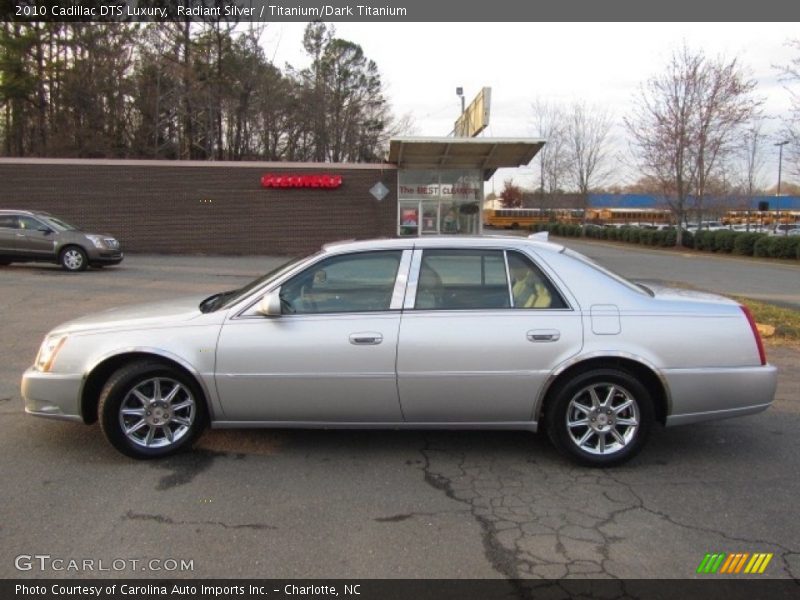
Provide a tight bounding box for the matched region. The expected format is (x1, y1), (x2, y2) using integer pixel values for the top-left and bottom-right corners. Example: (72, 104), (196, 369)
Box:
(263, 22), (799, 190)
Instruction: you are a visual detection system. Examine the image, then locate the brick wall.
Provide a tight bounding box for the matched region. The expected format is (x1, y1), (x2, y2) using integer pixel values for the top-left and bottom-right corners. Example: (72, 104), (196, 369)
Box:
(0, 160), (398, 256)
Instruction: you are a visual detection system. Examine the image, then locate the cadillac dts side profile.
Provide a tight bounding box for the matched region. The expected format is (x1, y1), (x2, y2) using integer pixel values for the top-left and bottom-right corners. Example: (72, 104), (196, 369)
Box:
(22, 236), (777, 466)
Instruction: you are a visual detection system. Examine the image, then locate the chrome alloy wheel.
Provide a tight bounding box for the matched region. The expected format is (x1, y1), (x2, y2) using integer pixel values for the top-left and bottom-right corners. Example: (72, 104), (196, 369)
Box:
(62, 249), (84, 270)
(566, 383), (640, 456)
(118, 377), (196, 448)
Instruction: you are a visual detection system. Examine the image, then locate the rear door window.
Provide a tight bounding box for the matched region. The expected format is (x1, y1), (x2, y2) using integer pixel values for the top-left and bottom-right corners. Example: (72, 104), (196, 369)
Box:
(0, 215), (18, 229)
(415, 250), (510, 310)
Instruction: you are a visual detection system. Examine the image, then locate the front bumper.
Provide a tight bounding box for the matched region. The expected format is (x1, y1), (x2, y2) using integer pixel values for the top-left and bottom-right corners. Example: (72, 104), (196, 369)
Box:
(87, 248), (124, 265)
(664, 364), (778, 426)
(21, 367), (84, 422)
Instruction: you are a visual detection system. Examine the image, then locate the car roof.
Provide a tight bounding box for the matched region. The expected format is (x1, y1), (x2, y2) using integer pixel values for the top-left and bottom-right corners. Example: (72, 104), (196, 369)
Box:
(322, 235), (565, 255)
(0, 209), (50, 217)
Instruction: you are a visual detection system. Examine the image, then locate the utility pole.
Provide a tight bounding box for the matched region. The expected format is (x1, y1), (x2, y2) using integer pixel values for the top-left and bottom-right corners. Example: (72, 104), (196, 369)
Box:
(775, 140), (790, 234)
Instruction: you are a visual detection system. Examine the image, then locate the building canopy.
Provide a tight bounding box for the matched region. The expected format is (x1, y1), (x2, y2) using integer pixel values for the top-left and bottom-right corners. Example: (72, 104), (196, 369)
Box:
(388, 137), (544, 180)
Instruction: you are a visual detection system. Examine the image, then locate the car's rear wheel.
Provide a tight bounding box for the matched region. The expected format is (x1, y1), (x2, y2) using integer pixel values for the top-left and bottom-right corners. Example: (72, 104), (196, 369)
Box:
(546, 368), (653, 467)
(98, 361), (207, 459)
(59, 246), (88, 271)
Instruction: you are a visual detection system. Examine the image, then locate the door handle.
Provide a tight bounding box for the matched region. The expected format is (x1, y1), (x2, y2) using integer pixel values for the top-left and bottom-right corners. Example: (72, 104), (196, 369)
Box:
(527, 329), (560, 342)
(15, 233), (25, 237)
(349, 332), (383, 345)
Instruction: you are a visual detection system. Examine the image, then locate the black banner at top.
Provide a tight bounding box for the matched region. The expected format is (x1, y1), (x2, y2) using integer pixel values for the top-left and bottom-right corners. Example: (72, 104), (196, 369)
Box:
(2, 0), (800, 22)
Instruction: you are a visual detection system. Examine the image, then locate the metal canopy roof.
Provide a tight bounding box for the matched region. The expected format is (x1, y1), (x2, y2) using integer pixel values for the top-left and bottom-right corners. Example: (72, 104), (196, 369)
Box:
(388, 137), (545, 180)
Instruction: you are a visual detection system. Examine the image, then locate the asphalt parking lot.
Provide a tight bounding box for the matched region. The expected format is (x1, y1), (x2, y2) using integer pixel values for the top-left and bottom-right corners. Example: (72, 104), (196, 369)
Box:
(1, 252), (799, 580)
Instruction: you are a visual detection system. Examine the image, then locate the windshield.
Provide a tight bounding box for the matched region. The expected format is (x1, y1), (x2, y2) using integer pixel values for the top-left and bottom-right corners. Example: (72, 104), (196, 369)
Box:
(561, 248), (652, 296)
(41, 216), (79, 231)
(200, 256), (306, 313)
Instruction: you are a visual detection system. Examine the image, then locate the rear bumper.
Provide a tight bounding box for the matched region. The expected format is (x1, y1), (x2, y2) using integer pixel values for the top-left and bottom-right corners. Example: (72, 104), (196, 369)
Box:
(21, 367), (83, 422)
(663, 364), (778, 426)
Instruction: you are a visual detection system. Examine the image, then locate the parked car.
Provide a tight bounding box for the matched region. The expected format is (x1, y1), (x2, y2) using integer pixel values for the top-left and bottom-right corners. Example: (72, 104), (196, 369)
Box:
(0, 210), (122, 271)
(686, 221), (727, 232)
(22, 235), (776, 466)
(771, 224), (800, 236)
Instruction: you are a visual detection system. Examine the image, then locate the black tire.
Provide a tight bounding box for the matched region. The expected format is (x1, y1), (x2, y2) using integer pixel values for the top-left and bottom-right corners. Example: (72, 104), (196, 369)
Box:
(98, 361), (208, 459)
(545, 368), (654, 467)
(59, 245), (88, 272)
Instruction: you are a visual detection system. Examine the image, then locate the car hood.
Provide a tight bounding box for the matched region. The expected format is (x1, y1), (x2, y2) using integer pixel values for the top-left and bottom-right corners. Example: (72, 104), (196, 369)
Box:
(60, 229), (116, 240)
(50, 295), (206, 335)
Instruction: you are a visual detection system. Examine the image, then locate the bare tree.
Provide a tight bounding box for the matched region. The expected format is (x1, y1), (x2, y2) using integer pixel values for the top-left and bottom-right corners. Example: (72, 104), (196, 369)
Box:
(626, 45), (759, 245)
(530, 99), (570, 205)
(733, 120), (767, 229)
(777, 39), (800, 178)
(565, 101), (613, 227)
(691, 54), (760, 225)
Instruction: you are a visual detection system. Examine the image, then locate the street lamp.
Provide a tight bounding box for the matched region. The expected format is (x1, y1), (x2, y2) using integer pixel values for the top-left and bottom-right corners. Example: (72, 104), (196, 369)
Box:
(775, 140), (790, 234)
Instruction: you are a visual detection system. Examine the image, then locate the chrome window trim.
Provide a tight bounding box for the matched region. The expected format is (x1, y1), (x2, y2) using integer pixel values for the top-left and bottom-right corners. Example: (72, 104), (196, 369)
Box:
(403, 249), (423, 310)
(389, 250), (413, 310)
(503, 250), (515, 308)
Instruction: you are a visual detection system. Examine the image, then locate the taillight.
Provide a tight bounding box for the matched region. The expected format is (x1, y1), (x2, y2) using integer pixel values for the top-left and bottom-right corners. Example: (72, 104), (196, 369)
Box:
(740, 305), (767, 366)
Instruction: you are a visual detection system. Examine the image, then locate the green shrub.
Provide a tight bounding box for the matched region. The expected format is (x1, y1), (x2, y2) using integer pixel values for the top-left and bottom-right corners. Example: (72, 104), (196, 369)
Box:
(693, 230), (712, 251)
(661, 229), (677, 247)
(680, 230), (694, 248)
(629, 228), (641, 243)
(732, 233), (763, 256)
(639, 229), (655, 245)
(768, 236), (800, 259)
(753, 236), (772, 257)
(606, 227), (618, 241)
(713, 230), (736, 253)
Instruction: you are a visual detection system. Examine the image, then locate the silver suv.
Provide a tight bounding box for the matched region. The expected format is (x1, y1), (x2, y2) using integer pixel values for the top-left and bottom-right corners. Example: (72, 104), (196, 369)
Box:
(0, 210), (123, 271)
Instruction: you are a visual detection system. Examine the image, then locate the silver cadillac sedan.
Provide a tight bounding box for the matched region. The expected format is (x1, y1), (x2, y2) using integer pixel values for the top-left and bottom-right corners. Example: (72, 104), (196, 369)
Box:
(22, 235), (777, 466)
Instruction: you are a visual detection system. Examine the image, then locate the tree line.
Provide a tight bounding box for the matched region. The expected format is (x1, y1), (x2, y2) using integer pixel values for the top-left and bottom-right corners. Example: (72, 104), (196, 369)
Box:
(0, 21), (408, 162)
(522, 42), (800, 245)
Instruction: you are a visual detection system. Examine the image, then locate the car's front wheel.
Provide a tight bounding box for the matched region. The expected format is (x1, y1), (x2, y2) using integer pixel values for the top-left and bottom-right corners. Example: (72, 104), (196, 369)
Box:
(98, 361), (207, 459)
(59, 246), (88, 271)
(545, 368), (654, 467)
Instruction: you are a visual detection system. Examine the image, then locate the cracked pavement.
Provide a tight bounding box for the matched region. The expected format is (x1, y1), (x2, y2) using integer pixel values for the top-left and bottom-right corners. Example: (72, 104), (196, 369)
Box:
(1, 255), (798, 579)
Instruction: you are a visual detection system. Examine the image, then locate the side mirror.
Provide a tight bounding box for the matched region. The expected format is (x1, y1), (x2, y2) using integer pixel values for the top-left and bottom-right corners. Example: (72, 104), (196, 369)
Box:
(38, 227), (53, 235)
(256, 289), (282, 316)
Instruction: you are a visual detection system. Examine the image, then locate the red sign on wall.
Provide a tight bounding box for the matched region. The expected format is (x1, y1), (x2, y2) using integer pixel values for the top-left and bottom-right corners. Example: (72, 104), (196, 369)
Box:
(261, 174), (343, 189)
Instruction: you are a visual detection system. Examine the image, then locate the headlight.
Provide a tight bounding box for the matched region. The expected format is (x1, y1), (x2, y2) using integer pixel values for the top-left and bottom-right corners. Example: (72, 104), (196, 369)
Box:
(86, 235), (105, 249)
(35, 335), (68, 372)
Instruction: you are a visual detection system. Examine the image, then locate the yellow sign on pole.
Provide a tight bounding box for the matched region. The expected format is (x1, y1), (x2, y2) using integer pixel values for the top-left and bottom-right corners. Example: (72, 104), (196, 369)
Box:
(454, 87), (492, 138)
